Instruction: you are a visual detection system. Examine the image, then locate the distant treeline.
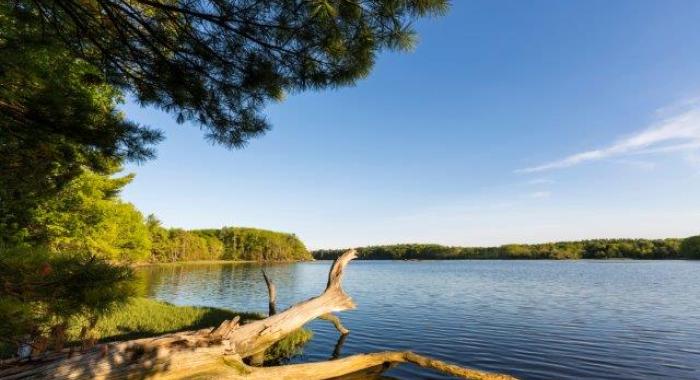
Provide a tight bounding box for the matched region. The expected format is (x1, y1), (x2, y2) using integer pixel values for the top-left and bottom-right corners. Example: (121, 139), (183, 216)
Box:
(148, 221), (312, 262)
(313, 239), (691, 260)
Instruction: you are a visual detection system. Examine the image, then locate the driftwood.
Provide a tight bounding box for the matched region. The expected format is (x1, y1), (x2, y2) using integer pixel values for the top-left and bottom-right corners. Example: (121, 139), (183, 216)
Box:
(261, 269), (349, 335)
(261, 270), (277, 317)
(0, 250), (517, 380)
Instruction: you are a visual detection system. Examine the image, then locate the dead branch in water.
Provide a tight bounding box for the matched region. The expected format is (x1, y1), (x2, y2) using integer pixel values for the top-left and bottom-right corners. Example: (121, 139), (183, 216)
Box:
(261, 270), (276, 317)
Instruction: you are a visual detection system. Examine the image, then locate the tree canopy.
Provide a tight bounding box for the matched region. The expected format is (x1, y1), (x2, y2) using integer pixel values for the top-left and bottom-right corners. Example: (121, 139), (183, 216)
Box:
(680, 235), (700, 259)
(1, 1), (449, 244)
(0, 0), (438, 362)
(22, 0), (449, 147)
(31, 169), (152, 261)
(0, 2), (161, 243)
(149, 222), (312, 262)
(3, 159), (310, 263)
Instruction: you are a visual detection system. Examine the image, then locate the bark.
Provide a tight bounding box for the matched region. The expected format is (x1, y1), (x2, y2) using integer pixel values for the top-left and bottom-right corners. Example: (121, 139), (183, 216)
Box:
(261, 270), (276, 317)
(227, 250), (357, 359)
(0, 250), (518, 380)
(319, 313), (350, 335)
(247, 351), (517, 380)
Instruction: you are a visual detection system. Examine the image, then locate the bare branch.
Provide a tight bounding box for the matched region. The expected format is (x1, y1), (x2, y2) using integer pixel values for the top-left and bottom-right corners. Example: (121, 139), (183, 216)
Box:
(319, 313), (349, 335)
(261, 269), (276, 316)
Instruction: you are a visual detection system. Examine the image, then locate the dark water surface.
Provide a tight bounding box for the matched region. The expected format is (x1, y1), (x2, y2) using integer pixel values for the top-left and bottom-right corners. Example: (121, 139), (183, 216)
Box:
(137, 260), (700, 379)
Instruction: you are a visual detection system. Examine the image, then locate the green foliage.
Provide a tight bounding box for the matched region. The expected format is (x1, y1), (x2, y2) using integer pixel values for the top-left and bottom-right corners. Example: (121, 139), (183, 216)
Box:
(265, 328), (314, 364)
(1, 295), (313, 360)
(147, 218), (224, 263)
(0, 248), (135, 355)
(145, 222), (311, 262)
(22, 0), (449, 148)
(217, 227), (311, 261)
(27, 169), (151, 261)
(680, 235), (700, 259)
(78, 297), (259, 343)
(0, 3), (161, 244)
(85, 297), (311, 362)
(1, 1), (446, 246)
(313, 239), (683, 260)
(4, 164), (309, 264)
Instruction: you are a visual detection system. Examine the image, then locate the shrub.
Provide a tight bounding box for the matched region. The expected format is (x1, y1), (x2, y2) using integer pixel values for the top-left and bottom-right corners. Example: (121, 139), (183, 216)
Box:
(0, 248), (135, 357)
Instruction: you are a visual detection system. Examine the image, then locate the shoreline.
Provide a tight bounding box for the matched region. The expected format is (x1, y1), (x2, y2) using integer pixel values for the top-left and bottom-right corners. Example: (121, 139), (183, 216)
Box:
(130, 258), (694, 268)
(131, 258), (315, 268)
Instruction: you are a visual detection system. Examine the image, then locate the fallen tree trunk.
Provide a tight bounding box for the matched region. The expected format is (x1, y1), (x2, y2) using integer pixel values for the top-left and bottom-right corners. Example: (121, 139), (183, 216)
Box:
(247, 351), (517, 380)
(0, 250), (517, 380)
(261, 269), (349, 336)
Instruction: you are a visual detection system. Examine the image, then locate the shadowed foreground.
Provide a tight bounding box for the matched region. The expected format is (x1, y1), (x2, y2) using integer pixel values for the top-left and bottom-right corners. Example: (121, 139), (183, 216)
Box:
(0, 250), (516, 380)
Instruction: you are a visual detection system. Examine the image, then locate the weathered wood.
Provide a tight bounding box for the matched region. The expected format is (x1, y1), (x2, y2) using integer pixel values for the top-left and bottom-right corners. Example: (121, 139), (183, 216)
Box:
(319, 313), (350, 335)
(227, 250), (358, 359)
(246, 351), (518, 380)
(211, 316), (240, 338)
(261, 269), (277, 316)
(0, 250), (518, 380)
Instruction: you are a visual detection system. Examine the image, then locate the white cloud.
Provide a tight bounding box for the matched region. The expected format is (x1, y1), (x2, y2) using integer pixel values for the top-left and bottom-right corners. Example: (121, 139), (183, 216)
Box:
(517, 105), (700, 173)
(610, 159), (657, 171)
(528, 191), (551, 199)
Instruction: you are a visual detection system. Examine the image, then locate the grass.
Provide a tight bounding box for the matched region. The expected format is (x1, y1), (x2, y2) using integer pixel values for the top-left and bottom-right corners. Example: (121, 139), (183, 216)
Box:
(265, 327), (313, 364)
(81, 297), (262, 342)
(90, 298), (313, 362)
(3, 298), (312, 362)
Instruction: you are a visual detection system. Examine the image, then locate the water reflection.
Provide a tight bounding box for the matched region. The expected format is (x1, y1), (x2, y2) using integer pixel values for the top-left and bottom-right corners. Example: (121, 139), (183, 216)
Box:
(136, 262), (307, 312)
(331, 333), (348, 360)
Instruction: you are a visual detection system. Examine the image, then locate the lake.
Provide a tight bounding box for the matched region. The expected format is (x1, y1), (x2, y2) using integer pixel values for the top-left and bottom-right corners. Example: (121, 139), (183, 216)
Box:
(137, 260), (700, 379)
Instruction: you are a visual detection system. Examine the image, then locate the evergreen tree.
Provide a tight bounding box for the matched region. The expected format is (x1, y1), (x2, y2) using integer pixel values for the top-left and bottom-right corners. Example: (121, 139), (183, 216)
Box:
(0, 248), (135, 356)
(21, 0), (449, 147)
(1, 1), (448, 243)
(0, 3), (161, 243)
(26, 168), (152, 261)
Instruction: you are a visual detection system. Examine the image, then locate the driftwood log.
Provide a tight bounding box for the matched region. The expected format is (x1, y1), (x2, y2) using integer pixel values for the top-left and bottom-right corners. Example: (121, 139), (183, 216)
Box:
(0, 250), (517, 380)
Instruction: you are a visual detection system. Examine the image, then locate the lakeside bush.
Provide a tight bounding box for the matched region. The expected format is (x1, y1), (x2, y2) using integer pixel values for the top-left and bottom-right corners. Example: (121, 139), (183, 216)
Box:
(0, 248), (135, 357)
(313, 239), (684, 260)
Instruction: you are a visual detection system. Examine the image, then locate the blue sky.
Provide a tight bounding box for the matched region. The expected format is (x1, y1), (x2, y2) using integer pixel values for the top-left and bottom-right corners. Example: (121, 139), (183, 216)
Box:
(121, 0), (700, 249)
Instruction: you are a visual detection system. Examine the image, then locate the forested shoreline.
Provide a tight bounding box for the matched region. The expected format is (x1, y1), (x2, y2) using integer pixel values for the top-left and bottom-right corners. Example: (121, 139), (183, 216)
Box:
(1, 169), (311, 263)
(313, 238), (700, 260)
(148, 225), (312, 263)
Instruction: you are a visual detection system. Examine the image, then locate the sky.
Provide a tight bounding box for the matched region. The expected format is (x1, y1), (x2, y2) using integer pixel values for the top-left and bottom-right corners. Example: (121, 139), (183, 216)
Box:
(121, 0), (700, 249)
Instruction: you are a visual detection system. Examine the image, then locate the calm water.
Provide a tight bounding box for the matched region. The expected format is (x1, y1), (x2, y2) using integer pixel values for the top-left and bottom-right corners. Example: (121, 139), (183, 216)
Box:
(137, 260), (700, 379)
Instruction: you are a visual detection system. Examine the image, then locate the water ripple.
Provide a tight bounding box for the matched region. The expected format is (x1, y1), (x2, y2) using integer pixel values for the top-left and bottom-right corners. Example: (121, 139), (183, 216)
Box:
(138, 260), (700, 380)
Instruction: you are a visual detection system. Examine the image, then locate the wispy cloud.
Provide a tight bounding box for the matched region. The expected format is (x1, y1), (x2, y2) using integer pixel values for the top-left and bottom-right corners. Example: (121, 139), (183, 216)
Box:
(528, 191), (551, 199)
(526, 178), (555, 185)
(517, 104), (700, 173)
(610, 159), (657, 171)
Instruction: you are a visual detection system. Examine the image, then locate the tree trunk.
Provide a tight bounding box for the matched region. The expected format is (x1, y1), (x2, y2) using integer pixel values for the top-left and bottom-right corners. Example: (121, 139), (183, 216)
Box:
(0, 250), (517, 380)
